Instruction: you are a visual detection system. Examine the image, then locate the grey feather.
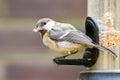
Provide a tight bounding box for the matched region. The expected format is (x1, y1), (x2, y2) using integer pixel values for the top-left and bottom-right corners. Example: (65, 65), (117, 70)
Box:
(50, 30), (93, 45)
(94, 44), (117, 57)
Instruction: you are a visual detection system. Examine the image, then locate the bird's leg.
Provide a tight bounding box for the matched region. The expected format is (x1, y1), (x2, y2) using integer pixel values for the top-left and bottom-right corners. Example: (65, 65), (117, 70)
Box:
(53, 51), (77, 65)
(53, 54), (70, 65)
(62, 54), (71, 58)
(55, 54), (70, 59)
(56, 51), (73, 59)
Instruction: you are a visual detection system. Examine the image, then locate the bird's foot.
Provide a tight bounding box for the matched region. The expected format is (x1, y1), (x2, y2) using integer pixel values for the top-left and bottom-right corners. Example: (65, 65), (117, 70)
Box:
(58, 54), (71, 59)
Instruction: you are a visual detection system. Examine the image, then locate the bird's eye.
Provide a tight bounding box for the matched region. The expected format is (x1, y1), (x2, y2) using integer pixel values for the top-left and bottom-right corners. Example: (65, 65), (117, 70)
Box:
(43, 22), (46, 25)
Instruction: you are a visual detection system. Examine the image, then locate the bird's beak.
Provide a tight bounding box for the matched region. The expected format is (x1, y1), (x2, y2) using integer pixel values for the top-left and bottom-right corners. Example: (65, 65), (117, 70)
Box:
(33, 28), (38, 32)
(33, 27), (44, 32)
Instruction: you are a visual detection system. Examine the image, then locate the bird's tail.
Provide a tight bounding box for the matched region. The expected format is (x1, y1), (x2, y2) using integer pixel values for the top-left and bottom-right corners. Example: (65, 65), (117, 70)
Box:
(93, 43), (117, 57)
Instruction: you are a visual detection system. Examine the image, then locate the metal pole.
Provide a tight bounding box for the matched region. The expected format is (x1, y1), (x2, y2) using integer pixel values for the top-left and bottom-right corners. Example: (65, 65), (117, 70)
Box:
(80, 70), (120, 80)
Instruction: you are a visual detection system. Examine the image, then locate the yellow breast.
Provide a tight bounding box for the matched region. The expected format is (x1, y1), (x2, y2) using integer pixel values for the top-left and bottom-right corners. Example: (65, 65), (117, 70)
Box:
(42, 32), (82, 54)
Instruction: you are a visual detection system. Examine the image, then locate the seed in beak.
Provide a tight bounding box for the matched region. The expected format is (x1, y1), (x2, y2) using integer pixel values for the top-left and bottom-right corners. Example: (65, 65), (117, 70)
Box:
(33, 28), (38, 32)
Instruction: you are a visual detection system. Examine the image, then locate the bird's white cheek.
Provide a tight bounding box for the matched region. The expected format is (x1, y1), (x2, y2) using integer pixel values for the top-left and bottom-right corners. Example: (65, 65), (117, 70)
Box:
(44, 21), (55, 31)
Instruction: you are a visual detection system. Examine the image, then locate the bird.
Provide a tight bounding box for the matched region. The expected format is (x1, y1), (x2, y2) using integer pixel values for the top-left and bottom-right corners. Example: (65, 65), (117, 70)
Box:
(33, 18), (117, 58)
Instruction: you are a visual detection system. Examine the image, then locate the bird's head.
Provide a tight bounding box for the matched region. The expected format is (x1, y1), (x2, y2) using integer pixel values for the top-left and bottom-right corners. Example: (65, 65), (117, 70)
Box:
(33, 18), (55, 33)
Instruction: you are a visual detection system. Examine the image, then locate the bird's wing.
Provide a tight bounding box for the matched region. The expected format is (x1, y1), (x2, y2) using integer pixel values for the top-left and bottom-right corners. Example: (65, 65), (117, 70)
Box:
(50, 30), (93, 45)
(49, 25), (116, 57)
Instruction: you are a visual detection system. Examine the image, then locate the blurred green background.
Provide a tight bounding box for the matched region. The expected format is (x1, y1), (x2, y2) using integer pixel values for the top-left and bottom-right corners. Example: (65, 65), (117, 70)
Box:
(0, 0), (87, 80)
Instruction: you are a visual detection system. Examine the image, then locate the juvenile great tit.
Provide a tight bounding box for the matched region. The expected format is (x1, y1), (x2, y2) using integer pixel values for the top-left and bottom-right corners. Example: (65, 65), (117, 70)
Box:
(33, 18), (117, 57)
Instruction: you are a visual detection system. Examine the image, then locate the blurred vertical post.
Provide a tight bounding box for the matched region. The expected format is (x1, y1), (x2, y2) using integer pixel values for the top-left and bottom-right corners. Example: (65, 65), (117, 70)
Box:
(80, 0), (120, 80)
(88, 0), (120, 70)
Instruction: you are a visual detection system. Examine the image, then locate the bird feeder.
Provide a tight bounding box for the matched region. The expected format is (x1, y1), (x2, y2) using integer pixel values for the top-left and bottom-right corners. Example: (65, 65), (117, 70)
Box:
(80, 0), (120, 80)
